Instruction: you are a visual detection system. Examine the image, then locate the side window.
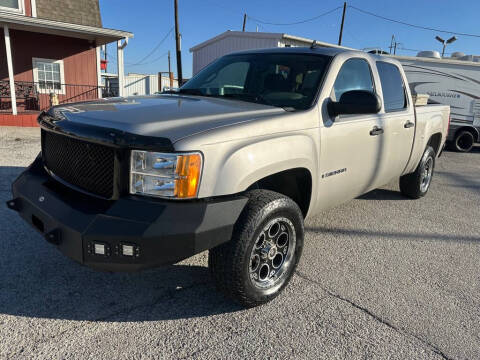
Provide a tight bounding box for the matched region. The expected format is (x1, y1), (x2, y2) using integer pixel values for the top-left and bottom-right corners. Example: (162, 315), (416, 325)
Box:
(332, 58), (374, 100)
(377, 61), (407, 112)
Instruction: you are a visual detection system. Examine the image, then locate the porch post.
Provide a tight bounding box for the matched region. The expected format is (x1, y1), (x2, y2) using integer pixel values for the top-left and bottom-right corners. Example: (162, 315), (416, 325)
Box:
(4, 25), (17, 115)
(96, 46), (102, 99)
(117, 40), (125, 97)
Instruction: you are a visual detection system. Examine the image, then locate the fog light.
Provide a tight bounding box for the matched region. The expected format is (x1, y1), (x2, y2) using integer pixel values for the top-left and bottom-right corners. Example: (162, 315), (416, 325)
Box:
(94, 243), (106, 255)
(122, 244), (134, 256)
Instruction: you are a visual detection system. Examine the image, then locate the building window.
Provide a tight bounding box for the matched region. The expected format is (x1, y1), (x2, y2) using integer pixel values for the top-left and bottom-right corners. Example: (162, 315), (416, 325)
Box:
(32, 58), (65, 94)
(0, 0), (24, 14)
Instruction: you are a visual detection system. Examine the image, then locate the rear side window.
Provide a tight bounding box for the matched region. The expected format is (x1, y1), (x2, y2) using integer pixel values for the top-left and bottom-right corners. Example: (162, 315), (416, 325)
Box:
(332, 58), (374, 100)
(377, 62), (407, 112)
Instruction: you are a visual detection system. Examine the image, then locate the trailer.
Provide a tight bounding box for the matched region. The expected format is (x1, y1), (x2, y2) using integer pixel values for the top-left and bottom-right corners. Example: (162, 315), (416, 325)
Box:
(396, 51), (480, 152)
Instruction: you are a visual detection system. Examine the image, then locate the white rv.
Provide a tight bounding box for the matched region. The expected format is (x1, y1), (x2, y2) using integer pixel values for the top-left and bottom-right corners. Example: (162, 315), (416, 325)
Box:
(396, 51), (480, 152)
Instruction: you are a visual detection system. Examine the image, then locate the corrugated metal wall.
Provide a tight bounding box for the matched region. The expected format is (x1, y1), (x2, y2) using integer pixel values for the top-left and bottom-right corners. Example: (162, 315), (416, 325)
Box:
(192, 36), (280, 75)
(107, 75), (179, 97)
(123, 74), (158, 96)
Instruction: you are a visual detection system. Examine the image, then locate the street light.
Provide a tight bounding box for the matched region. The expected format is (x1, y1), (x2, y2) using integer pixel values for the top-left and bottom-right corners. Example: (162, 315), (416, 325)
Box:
(435, 35), (457, 57)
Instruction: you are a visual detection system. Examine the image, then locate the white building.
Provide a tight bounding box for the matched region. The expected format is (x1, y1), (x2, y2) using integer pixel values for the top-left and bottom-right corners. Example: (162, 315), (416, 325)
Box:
(102, 73), (179, 97)
(189, 31), (345, 76)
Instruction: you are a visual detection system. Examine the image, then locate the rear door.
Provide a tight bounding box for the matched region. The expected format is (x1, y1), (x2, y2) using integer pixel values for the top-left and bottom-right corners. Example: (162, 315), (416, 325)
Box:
(375, 61), (415, 182)
(317, 57), (385, 209)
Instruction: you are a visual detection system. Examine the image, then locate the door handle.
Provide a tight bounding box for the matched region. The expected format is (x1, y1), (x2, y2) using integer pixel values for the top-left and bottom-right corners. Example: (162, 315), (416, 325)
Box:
(370, 126), (384, 136)
(404, 121), (415, 128)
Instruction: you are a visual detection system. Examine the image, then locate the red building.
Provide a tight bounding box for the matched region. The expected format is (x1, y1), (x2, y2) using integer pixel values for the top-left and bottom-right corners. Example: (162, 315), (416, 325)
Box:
(0, 0), (132, 126)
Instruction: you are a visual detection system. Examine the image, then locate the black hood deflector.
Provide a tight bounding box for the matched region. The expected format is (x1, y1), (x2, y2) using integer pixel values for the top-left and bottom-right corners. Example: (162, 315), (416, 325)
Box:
(38, 111), (175, 152)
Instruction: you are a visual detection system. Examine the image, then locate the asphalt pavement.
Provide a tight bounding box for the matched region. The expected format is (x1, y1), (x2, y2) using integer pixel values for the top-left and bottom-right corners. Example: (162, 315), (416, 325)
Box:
(0, 127), (479, 360)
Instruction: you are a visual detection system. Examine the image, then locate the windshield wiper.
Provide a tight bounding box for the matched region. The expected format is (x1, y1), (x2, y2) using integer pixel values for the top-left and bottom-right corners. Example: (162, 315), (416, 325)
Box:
(177, 88), (205, 96)
(220, 93), (296, 112)
(176, 90), (296, 111)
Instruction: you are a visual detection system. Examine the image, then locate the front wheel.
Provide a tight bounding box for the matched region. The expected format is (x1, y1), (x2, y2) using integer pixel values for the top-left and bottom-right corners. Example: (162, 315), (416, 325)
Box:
(208, 190), (304, 307)
(399, 146), (436, 199)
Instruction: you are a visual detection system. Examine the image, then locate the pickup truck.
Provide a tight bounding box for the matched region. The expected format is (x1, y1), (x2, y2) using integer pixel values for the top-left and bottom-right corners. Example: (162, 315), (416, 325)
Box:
(7, 47), (450, 307)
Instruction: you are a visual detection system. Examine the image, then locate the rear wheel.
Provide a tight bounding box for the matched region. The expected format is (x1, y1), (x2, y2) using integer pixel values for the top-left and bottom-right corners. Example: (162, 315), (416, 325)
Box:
(208, 190), (304, 307)
(454, 130), (475, 152)
(400, 146), (435, 199)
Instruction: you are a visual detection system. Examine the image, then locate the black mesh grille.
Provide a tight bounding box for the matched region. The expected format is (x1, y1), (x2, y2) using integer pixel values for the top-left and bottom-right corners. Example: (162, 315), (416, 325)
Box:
(42, 130), (115, 199)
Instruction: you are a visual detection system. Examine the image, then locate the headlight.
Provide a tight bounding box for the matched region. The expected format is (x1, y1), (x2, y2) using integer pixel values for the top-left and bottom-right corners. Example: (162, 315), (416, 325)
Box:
(130, 150), (203, 199)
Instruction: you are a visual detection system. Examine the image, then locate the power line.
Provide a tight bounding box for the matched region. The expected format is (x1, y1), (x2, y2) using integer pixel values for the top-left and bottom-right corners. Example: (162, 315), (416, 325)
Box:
(201, 0), (269, 31)
(349, 5), (480, 38)
(129, 27), (174, 66)
(129, 52), (169, 66)
(104, 50), (169, 67)
(247, 6), (342, 26)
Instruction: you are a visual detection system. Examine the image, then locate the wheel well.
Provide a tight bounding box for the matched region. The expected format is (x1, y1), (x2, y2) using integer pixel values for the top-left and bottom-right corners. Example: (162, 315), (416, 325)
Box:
(247, 168), (312, 217)
(455, 126), (479, 142)
(427, 133), (443, 156)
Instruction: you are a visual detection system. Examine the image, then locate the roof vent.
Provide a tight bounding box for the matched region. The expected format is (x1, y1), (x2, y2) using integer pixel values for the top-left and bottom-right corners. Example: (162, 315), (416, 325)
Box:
(417, 51), (441, 58)
(451, 52), (465, 58)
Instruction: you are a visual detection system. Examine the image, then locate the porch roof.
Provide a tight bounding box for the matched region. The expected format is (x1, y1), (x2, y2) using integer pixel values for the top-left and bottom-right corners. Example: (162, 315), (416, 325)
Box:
(0, 12), (133, 45)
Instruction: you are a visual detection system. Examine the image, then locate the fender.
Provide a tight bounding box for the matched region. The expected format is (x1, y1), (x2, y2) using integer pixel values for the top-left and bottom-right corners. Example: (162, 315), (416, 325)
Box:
(403, 109), (446, 175)
(197, 133), (318, 199)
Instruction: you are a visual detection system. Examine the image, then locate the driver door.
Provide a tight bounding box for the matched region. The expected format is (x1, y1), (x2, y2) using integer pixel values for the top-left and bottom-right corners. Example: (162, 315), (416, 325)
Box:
(317, 58), (386, 209)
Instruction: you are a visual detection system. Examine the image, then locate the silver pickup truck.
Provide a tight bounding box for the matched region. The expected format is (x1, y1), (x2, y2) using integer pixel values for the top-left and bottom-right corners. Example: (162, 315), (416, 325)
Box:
(8, 47), (450, 307)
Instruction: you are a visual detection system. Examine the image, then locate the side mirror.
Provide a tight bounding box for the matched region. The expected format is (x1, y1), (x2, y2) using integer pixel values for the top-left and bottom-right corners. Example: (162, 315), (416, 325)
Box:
(328, 90), (381, 117)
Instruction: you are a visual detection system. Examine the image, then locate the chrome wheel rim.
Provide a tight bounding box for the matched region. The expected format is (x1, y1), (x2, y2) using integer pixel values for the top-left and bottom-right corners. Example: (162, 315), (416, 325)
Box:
(249, 217), (296, 293)
(420, 156), (433, 192)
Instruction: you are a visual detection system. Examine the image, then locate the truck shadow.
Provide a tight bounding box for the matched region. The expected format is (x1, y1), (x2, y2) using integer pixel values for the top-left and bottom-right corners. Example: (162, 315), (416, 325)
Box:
(444, 144), (480, 154)
(0, 166), (242, 322)
(436, 170), (480, 195)
(357, 188), (407, 201)
(304, 226), (480, 244)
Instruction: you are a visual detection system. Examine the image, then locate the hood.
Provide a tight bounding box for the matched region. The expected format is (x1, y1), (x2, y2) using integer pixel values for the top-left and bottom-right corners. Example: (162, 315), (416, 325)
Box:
(50, 95), (285, 143)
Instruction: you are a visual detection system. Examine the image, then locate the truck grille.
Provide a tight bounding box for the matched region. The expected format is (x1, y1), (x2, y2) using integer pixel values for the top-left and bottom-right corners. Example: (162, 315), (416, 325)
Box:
(41, 130), (115, 199)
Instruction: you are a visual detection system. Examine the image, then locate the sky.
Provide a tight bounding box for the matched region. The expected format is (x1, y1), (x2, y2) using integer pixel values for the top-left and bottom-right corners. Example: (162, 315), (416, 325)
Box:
(99, 0), (480, 79)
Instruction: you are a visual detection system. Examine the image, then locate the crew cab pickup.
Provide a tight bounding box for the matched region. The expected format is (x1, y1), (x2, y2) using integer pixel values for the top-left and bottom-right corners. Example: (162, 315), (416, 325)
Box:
(8, 47), (450, 307)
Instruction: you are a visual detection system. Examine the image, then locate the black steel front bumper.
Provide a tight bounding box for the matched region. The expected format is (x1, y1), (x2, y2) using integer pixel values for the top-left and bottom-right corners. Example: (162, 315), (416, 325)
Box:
(7, 158), (248, 271)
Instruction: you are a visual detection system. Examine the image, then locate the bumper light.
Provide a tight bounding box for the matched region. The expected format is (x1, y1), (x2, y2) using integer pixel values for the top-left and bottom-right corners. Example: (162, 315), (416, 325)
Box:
(122, 244), (134, 256)
(94, 243), (106, 255)
(130, 151), (202, 199)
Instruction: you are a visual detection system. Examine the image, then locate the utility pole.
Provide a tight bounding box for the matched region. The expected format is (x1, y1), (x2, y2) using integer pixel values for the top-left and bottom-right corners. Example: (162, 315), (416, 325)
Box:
(168, 50), (173, 88)
(242, 13), (247, 32)
(389, 35), (395, 54)
(389, 35), (400, 55)
(174, 0), (183, 85)
(338, 2), (346, 46)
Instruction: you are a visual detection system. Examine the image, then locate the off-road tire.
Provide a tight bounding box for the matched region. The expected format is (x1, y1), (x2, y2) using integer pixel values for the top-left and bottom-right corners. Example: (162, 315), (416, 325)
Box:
(400, 146), (436, 199)
(208, 190), (304, 308)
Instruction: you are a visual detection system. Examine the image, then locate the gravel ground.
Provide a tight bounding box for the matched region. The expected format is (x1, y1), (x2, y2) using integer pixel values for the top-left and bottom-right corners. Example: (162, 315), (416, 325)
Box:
(0, 126), (479, 360)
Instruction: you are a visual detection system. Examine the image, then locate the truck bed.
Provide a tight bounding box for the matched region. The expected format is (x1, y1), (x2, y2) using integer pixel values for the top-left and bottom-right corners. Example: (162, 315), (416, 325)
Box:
(404, 104), (450, 175)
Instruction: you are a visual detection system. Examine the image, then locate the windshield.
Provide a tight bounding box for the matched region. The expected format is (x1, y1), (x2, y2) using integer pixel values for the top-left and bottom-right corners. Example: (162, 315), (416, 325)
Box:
(180, 53), (331, 110)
